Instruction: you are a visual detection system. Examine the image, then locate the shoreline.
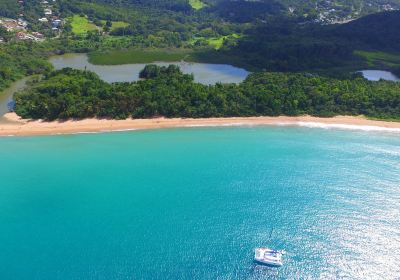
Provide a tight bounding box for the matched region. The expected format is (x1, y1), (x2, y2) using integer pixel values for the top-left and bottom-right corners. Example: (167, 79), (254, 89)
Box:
(0, 113), (400, 137)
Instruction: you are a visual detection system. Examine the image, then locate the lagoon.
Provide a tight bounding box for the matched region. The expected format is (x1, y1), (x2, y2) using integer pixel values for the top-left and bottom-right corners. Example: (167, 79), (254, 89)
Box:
(50, 53), (249, 84)
(0, 126), (399, 279)
(360, 70), (400, 81)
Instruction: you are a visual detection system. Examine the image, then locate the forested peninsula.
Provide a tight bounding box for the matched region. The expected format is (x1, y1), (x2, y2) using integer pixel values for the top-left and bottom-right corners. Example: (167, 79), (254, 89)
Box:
(14, 66), (400, 121)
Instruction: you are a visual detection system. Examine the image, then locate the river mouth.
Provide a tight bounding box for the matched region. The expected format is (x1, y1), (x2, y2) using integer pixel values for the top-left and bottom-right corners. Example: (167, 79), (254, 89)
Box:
(0, 77), (32, 123)
(49, 53), (249, 84)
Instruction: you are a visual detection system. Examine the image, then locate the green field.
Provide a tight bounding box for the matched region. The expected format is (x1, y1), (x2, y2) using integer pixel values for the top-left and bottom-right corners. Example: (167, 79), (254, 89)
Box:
(207, 37), (225, 49)
(88, 49), (196, 65)
(87, 48), (255, 71)
(100, 20), (129, 31)
(189, 0), (206, 10)
(68, 15), (99, 35)
(355, 50), (400, 68)
(191, 34), (241, 50)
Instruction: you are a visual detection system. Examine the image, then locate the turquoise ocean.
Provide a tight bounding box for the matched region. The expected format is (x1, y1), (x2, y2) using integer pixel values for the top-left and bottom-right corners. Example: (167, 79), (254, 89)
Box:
(0, 126), (399, 279)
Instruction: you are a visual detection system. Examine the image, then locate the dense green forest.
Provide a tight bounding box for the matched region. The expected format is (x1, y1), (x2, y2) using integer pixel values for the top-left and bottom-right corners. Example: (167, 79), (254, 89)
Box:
(58, 1), (400, 75)
(2, 0), (400, 122)
(214, 10), (400, 74)
(0, 41), (53, 91)
(2, 0), (400, 77)
(0, 0), (19, 18)
(15, 66), (400, 120)
(58, 0), (400, 21)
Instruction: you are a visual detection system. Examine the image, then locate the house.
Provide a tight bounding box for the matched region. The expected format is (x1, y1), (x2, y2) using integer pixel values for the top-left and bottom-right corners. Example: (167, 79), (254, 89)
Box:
(39, 17), (48, 22)
(16, 32), (28, 40)
(16, 32), (42, 41)
(52, 19), (61, 27)
(0, 37), (4, 43)
(18, 18), (28, 28)
(382, 4), (394, 11)
(44, 9), (52, 16)
(1, 19), (25, 32)
(32, 32), (44, 39)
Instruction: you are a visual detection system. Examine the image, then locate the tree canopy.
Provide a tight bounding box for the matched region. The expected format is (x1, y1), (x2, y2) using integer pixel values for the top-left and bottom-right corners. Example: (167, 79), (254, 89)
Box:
(15, 66), (400, 121)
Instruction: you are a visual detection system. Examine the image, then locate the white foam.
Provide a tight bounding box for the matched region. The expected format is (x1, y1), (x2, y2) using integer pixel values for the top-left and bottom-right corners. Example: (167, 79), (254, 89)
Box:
(294, 122), (400, 133)
(100, 128), (138, 132)
(183, 124), (212, 127)
(186, 121), (400, 133)
(184, 123), (252, 127)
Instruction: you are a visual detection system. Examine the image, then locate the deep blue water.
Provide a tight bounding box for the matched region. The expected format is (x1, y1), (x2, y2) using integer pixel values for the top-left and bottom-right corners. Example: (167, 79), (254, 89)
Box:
(0, 126), (399, 279)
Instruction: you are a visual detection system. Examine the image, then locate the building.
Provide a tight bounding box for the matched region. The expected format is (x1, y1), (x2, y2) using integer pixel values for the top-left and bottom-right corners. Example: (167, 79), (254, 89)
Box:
(18, 18), (28, 28)
(32, 32), (44, 39)
(52, 19), (61, 28)
(0, 19), (25, 32)
(44, 9), (52, 16)
(16, 32), (42, 41)
(16, 32), (28, 40)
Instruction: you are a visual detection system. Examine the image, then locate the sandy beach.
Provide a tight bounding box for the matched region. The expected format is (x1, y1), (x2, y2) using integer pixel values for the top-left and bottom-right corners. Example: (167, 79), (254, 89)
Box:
(0, 112), (399, 137)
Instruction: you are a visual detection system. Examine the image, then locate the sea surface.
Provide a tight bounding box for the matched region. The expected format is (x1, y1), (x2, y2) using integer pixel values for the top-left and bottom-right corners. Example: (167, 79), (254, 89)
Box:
(49, 53), (249, 84)
(0, 126), (399, 279)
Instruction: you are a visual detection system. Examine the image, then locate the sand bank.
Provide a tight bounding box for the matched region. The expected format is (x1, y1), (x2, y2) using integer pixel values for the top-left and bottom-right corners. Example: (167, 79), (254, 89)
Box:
(0, 113), (399, 137)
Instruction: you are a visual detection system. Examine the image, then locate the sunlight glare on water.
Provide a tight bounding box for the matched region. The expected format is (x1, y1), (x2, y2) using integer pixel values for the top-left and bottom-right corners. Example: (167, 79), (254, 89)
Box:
(0, 126), (399, 279)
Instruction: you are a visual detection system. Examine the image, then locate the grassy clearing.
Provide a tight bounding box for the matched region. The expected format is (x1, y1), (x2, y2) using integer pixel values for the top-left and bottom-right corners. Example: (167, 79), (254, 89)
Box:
(354, 50), (400, 68)
(69, 15), (99, 35)
(88, 49), (195, 65)
(88, 47), (254, 71)
(191, 34), (241, 50)
(207, 37), (225, 49)
(100, 20), (129, 31)
(189, 0), (206, 10)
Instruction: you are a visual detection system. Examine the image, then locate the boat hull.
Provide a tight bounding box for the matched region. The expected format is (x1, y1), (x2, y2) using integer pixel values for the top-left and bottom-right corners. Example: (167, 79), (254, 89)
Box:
(254, 259), (283, 267)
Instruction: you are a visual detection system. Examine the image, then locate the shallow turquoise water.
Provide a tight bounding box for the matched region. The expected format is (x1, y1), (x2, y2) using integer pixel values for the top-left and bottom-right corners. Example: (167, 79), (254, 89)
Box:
(0, 127), (399, 279)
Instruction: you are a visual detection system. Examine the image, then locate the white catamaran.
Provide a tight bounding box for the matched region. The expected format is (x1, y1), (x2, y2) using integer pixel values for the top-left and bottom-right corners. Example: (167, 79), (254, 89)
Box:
(254, 247), (285, 267)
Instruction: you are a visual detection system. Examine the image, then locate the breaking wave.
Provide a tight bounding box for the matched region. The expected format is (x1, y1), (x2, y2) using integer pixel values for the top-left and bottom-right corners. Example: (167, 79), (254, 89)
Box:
(293, 122), (400, 133)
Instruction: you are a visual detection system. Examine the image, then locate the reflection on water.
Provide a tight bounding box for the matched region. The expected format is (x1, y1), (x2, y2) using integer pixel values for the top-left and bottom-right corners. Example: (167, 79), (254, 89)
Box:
(360, 70), (399, 81)
(0, 55), (249, 120)
(49, 53), (249, 84)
